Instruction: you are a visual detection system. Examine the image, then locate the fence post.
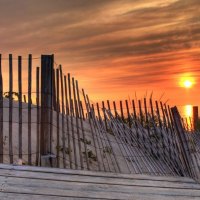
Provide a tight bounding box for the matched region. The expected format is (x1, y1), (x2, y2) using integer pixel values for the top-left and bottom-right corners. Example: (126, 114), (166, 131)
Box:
(0, 54), (3, 163)
(193, 106), (198, 130)
(171, 106), (196, 178)
(40, 55), (56, 167)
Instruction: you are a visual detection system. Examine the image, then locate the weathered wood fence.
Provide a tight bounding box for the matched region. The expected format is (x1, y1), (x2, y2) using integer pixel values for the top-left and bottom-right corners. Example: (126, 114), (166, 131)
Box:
(0, 54), (199, 182)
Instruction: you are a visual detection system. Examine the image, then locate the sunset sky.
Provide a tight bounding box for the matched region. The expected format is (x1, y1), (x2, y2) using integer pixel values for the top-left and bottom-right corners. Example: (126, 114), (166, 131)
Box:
(0, 0), (200, 107)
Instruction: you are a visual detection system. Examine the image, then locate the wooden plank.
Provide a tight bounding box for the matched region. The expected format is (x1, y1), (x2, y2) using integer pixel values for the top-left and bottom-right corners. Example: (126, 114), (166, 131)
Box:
(0, 193), (106, 200)
(23, 95), (26, 103)
(76, 80), (89, 169)
(87, 95), (106, 172)
(72, 78), (83, 169)
(40, 55), (53, 156)
(0, 54), (3, 163)
(102, 101), (107, 130)
(171, 107), (195, 178)
(64, 75), (72, 169)
(1, 176), (200, 198)
(155, 100), (162, 129)
(0, 169), (199, 190)
(125, 100), (131, 127)
(52, 68), (57, 111)
(0, 191), (199, 200)
(9, 54), (13, 164)
(18, 56), (22, 159)
(59, 65), (66, 168)
(149, 98), (154, 121)
(113, 101), (117, 118)
(119, 101), (124, 122)
(28, 54), (32, 165)
(56, 69), (60, 168)
(0, 164), (196, 183)
(49, 55), (54, 155)
(138, 100), (143, 125)
(68, 73), (74, 117)
(132, 100), (137, 120)
(107, 100), (111, 111)
(80, 101), (85, 120)
(68, 73), (78, 169)
(82, 89), (101, 171)
(36, 67), (40, 166)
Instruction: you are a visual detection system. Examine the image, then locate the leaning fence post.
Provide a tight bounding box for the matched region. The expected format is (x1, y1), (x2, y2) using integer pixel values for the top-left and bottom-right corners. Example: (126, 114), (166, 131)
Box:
(171, 106), (196, 178)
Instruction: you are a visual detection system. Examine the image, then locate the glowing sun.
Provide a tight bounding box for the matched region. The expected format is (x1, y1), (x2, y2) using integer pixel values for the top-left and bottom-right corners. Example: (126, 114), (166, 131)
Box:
(179, 75), (195, 88)
(183, 80), (193, 88)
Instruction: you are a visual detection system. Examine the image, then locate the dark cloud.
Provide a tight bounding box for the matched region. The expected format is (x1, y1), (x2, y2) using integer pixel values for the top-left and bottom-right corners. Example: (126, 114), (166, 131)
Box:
(0, 0), (199, 103)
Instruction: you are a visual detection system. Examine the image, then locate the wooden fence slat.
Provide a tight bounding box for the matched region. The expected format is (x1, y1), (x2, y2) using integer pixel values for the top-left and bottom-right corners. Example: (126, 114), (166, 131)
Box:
(86, 94), (105, 171)
(107, 100), (111, 111)
(138, 100), (143, 125)
(0, 54), (3, 163)
(68, 74), (78, 169)
(82, 89), (101, 171)
(76, 80), (89, 170)
(102, 101), (108, 131)
(68, 73), (74, 117)
(28, 54), (32, 165)
(125, 100), (131, 127)
(36, 67), (40, 166)
(113, 101), (117, 118)
(40, 55), (54, 167)
(132, 100), (137, 120)
(171, 107), (195, 178)
(72, 78), (83, 169)
(9, 54), (13, 164)
(23, 95), (26, 103)
(149, 98), (154, 122)
(71, 99), (78, 169)
(64, 75), (72, 169)
(49, 55), (54, 155)
(120, 101), (124, 122)
(59, 65), (66, 168)
(56, 68), (60, 168)
(155, 101), (162, 129)
(18, 56), (22, 159)
(90, 102), (107, 172)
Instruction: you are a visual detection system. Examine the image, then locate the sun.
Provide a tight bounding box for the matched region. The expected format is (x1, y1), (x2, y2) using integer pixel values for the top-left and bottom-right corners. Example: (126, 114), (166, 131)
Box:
(183, 80), (192, 88)
(179, 74), (195, 89)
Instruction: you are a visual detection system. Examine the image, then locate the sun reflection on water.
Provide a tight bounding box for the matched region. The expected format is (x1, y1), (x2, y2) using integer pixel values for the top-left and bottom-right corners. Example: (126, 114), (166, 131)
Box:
(183, 105), (193, 130)
(184, 105), (192, 118)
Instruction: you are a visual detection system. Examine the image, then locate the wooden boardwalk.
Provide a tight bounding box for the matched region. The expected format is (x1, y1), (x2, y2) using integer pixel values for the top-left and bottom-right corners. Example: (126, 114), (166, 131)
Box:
(0, 164), (199, 200)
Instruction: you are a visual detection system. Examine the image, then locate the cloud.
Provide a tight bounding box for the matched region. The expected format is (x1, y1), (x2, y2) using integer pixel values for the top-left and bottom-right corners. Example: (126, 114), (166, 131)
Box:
(0, 0), (199, 104)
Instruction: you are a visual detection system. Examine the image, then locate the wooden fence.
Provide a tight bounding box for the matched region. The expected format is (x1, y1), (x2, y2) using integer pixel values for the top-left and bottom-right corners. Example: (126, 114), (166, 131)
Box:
(0, 54), (199, 182)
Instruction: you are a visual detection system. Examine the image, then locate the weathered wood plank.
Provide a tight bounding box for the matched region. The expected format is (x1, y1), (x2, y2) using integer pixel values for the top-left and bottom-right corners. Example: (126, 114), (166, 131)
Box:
(56, 68), (60, 168)
(18, 56), (22, 160)
(64, 75), (72, 168)
(0, 168), (199, 190)
(0, 192), (199, 200)
(1, 175), (200, 199)
(36, 67), (40, 166)
(9, 54), (13, 164)
(59, 65), (66, 168)
(28, 54), (32, 165)
(0, 54), (3, 163)
(0, 164), (195, 183)
(72, 77), (83, 169)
